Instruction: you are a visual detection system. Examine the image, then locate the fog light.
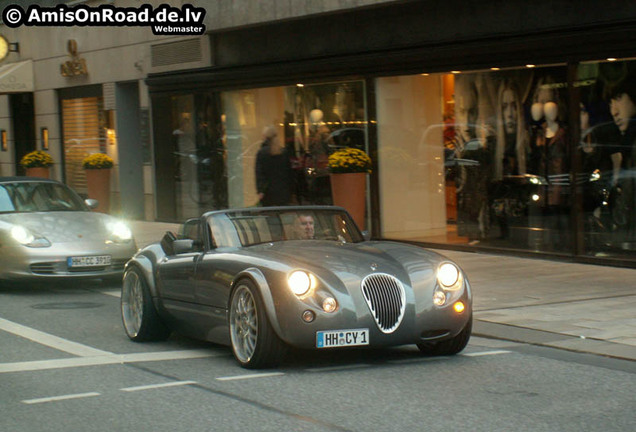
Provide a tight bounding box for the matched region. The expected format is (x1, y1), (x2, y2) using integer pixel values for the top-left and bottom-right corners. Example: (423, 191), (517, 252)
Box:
(433, 290), (446, 306)
(322, 297), (337, 313)
(302, 310), (315, 323)
(453, 301), (465, 313)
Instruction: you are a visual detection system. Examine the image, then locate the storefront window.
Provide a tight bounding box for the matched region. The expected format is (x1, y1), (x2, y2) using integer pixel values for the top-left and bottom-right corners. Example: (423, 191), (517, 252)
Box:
(579, 59), (636, 259)
(221, 80), (367, 210)
(61, 95), (107, 195)
(377, 66), (574, 253)
(168, 93), (227, 221)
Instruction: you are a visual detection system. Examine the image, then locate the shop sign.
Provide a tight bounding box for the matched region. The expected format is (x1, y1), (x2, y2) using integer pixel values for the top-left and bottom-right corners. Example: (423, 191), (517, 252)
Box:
(60, 39), (88, 77)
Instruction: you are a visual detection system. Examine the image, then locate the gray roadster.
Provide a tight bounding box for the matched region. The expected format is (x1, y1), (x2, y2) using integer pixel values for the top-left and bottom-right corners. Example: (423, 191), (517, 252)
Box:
(121, 206), (472, 368)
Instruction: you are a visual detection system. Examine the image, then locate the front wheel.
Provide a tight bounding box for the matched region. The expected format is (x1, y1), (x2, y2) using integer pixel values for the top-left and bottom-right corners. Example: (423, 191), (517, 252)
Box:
(121, 266), (171, 342)
(229, 279), (287, 369)
(417, 316), (472, 356)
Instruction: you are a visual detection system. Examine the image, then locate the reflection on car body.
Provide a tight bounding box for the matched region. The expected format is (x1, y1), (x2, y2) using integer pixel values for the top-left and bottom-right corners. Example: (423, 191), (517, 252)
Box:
(0, 176), (137, 283)
(121, 206), (472, 368)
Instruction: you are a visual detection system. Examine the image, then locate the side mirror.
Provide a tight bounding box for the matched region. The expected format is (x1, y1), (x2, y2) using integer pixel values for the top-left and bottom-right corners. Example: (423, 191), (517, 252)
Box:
(160, 231), (177, 255)
(173, 239), (195, 254)
(85, 199), (99, 209)
(361, 230), (371, 241)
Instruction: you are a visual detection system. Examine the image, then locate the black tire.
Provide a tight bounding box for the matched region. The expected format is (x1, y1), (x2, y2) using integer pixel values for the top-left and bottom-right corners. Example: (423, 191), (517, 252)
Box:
(121, 266), (171, 342)
(417, 316), (472, 356)
(229, 278), (287, 369)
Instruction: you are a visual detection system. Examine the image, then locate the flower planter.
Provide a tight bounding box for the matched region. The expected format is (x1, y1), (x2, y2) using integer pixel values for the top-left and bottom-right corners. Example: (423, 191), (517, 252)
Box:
(85, 168), (111, 213)
(25, 167), (50, 178)
(330, 172), (367, 230)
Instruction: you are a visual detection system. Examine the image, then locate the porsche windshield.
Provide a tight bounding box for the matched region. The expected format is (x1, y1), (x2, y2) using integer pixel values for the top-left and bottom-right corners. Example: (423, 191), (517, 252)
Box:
(0, 182), (87, 213)
(209, 209), (364, 248)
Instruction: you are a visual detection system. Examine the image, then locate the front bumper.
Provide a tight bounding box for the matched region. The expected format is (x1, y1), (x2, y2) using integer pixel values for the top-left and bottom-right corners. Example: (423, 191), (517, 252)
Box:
(0, 240), (137, 281)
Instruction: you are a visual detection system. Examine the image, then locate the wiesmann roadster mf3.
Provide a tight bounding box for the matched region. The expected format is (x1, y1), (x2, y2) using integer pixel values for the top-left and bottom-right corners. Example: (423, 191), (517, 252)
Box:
(121, 206), (472, 368)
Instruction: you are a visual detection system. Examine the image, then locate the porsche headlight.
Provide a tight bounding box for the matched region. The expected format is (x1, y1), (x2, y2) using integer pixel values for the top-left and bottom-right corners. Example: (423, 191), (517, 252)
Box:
(109, 221), (132, 242)
(288, 270), (315, 296)
(10, 226), (51, 248)
(437, 262), (462, 290)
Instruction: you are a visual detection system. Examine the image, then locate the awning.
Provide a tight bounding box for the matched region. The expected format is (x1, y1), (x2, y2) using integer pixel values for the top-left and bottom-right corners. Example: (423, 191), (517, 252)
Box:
(0, 60), (33, 93)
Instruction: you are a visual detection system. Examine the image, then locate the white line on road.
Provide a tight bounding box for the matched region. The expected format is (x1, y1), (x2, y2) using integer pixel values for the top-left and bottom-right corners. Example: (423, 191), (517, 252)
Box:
(216, 372), (285, 381)
(0, 317), (112, 357)
(121, 381), (198, 392)
(0, 350), (224, 373)
(304, 364), (371, 372)
(22, 392), (101, 405)
(462, 350), (512, 357)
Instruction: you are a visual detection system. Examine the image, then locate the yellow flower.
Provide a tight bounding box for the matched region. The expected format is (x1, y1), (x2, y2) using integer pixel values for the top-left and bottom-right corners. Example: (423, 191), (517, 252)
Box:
(82, 153), (114, 169)
(328, 147), (372, 174)
(20, 150), (54, 168)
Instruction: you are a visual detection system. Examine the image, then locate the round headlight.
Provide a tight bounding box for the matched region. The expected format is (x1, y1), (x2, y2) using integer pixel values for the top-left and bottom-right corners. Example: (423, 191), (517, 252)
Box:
(288, 271), (311, 296)
(111, 221), (132, 241)
(11, 226), (35, 245)
(437, 263), (460, 288)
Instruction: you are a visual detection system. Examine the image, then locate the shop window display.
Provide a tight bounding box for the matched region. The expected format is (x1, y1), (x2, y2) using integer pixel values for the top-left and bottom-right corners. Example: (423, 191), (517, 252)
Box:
(378, 67), (575, 253)
(578, 60), (636, 257)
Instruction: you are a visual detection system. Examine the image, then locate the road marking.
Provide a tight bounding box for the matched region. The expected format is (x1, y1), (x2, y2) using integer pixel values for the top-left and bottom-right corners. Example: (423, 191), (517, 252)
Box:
(97, 289), (121, 298)
(305, 364), (371, 373)
(0, 317), (112, 357)
(462, 350), (511, 357)
(121, 381), (197, 392)
(216, 372), (285, 381)
(22, 392), (101, 405)
(0, 350), (224, 373)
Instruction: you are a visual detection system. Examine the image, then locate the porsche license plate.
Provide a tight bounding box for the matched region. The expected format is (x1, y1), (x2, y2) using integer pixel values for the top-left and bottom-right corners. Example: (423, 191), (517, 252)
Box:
(67, 255), (111, 268)
(316, 329), (369, 348)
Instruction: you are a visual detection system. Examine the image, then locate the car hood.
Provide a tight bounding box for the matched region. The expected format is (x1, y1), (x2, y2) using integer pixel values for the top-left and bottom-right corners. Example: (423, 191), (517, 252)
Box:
(0, 211), (120, 243)
(244, 240), (443, 284)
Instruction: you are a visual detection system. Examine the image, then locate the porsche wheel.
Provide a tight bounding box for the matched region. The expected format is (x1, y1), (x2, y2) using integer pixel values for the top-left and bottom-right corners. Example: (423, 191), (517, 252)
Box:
(229, 279), (287, 369)
(121, 266), (170, 342)
(417, 316), (472, 356)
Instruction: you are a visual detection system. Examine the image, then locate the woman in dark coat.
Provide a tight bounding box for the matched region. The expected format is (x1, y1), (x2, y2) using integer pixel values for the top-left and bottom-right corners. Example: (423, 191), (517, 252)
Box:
(255, 125), (294, 206)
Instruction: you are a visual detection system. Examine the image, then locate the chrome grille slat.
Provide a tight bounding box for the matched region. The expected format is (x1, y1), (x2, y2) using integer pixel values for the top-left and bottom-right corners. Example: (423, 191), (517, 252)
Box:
(361, 273), (406, 333)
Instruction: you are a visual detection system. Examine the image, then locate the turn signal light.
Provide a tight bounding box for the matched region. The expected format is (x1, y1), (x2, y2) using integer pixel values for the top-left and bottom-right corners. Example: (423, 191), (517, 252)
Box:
(453, 302), (465, 314)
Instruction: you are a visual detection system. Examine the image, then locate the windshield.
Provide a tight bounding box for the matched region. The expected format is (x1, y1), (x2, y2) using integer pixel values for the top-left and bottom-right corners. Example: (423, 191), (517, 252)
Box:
(208, 208), (364, 248)
(0, 182), (87, 213)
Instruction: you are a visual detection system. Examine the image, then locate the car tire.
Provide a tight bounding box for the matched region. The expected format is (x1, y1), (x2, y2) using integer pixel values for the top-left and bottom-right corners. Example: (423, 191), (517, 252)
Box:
(229, 278), (287, 369)
(417, 316), (472, 356)
(121, 266), (170, 342)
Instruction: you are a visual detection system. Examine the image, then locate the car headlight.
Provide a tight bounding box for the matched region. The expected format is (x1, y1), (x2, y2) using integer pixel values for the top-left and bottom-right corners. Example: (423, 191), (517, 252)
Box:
(10, 226), (51, 248)
(109, 221), (132, 242)
(288, 270), (315, 296)
(437, 262), (462, 290)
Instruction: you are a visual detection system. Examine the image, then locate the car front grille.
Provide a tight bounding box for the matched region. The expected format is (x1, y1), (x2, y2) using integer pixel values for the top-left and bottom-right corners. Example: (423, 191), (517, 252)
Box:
(30, 262), (57, 274)
(361, 273), (406, 333)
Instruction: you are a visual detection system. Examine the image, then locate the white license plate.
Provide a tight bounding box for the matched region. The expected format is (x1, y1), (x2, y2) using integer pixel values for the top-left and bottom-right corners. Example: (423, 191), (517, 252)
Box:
(316, 328), (369, 348)
(67, 255), (111, 268)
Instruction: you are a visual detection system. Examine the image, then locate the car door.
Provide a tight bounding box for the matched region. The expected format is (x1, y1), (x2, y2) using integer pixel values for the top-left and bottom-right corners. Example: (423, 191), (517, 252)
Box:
(157, 218), (204, 304)
(195, 214), (242, 309)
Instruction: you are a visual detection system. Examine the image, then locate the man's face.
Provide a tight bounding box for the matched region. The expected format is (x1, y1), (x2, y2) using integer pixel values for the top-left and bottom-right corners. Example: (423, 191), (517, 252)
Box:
(610, 93), (636, 133)
(297, 215), (315, 239)
(502, 88), (518, 135)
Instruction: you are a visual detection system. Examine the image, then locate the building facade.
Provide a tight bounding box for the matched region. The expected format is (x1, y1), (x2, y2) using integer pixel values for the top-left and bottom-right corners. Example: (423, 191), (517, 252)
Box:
(1, 0), (635, 266)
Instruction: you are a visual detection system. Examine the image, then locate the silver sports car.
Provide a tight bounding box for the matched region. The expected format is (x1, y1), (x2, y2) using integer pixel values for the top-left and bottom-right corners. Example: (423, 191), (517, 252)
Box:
(121, 206), (472, 368)
(0, 176), (137, 283)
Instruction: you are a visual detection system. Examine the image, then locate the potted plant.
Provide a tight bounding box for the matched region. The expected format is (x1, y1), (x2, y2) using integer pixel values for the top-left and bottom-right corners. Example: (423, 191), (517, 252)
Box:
(82, 152), (114, 213)
(328, 147), (372, 229)
(20, 150), (54, 178)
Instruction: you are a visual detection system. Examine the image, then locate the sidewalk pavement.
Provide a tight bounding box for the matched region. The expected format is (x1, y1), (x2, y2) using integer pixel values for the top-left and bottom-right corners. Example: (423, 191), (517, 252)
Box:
(127, 220), (636, 362)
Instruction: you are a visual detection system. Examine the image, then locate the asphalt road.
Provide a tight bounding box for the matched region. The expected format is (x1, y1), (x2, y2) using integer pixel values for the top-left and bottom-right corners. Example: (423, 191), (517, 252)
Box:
(1, 280), (635, 432)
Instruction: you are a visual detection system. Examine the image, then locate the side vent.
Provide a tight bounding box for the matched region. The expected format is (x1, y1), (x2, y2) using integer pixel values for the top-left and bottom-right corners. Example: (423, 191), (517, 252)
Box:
(151, 38), (202, 68)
